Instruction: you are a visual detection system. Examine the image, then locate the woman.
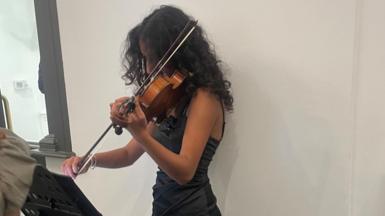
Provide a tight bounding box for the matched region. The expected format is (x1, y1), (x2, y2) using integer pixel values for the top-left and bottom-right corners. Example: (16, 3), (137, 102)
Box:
(61, 5), (233, 216)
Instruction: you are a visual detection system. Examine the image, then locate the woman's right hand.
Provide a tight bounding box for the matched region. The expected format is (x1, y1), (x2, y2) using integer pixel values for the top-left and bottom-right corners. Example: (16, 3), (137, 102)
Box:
(61, 156), (90, 179)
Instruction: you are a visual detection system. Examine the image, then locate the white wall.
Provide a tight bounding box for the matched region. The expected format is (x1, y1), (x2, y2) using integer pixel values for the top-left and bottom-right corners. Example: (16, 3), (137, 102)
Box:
(353, 0), (385, 215)
(47, 0), (385, 215)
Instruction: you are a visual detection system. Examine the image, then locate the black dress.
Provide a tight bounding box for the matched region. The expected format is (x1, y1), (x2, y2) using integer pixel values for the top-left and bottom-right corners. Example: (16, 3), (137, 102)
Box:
(151, 98), (222, 216)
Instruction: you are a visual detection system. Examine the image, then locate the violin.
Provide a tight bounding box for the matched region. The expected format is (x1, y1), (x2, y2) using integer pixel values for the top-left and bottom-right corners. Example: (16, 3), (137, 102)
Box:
(76, 20), (198, 174)
(130, 67), (187, 123)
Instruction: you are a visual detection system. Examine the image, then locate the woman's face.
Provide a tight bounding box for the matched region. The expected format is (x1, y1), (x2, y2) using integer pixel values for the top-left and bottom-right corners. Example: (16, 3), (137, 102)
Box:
(139, 40), (155, 75)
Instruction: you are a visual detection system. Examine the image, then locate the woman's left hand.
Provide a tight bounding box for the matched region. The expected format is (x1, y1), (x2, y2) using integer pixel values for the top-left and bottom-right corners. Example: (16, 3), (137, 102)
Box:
(110, 97), (149, 139)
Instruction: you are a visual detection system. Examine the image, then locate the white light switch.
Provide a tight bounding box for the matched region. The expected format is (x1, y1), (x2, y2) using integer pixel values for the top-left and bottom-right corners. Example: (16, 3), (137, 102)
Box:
(13, 80), (29, 90)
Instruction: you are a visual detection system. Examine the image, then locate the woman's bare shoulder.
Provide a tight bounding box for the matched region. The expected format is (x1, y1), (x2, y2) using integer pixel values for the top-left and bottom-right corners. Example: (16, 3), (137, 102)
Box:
(194, 88), (220, 102)
(190, 88), (221, 110)
(185, 88), (222, 124)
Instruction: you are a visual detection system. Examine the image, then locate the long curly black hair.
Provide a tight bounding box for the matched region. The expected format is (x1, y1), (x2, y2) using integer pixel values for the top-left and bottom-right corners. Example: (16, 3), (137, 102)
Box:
(122, 5), (233, 111)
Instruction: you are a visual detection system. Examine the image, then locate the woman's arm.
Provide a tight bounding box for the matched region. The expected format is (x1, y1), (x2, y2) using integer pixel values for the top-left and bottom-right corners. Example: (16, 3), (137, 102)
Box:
(94, 135), (145, 168)
(94, 121), (156, 168)
(112, 89), (221, 185)
(61, 122), (155, 178)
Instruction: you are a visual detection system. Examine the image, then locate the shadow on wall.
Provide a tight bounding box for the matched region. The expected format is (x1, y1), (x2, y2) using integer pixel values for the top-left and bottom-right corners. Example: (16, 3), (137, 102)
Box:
(209, 112), (238, 213)
(208, 58), (345, 214)
(208, 60), (240, 213)
(129, 156), (157, 215)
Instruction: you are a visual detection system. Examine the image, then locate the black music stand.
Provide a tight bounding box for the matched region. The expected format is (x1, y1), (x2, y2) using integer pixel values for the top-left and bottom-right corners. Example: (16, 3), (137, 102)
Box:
(22, 165), (102, 216)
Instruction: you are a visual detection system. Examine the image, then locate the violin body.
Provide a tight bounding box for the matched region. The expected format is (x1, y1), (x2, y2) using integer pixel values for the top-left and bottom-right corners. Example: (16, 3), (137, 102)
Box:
(139, 69), (186, 123)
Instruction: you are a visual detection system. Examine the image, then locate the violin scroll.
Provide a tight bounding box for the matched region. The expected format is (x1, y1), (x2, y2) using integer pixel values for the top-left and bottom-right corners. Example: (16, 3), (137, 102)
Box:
(113, 97), (136, 135)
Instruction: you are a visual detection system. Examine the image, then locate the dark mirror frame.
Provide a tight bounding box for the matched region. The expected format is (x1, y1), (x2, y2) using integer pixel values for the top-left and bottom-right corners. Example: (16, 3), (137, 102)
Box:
(0, 90), (6, 128)
(31, 0), (73, 158)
